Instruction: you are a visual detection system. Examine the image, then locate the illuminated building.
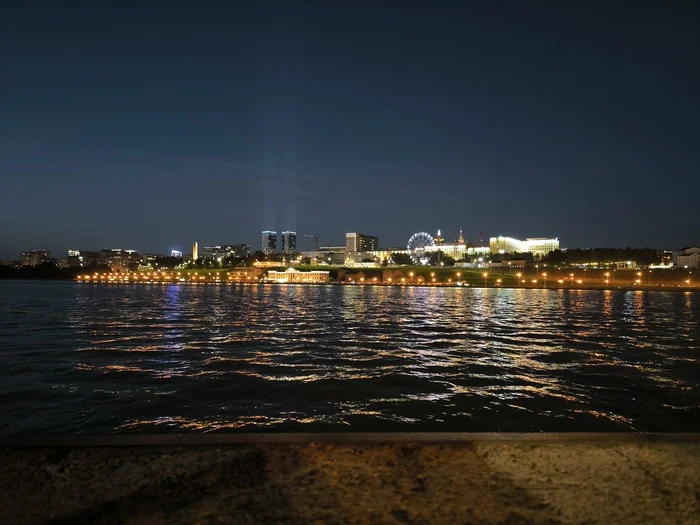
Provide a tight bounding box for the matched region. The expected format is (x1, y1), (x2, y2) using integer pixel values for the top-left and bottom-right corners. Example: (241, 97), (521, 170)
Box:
(267, 268), (330, 283)
(522, 238), (560, 257)
(141, 254), (164, 267)
(262, 231), (277, 254)
(67, 249), (98, 267)
(21, 250), (50, 267)
(674, 247), (700, 268)
(192, 241), (199, 261)
(345, 232), (379, 265)
(301, 246), (346, 265)
(99, 249), (140, 271)
(423, 244), (489, 260)
(345, 233), (379, 253)
(489, 236), (559, 256)
(281, 231), (297, 254)
(490, 236), (524, 254)
(171, 250), (183, 258)
(419, 228), (488, 261)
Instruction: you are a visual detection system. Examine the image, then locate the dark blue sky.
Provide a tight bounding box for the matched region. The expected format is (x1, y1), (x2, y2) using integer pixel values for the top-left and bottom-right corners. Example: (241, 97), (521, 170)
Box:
(1, 2), (698, 258)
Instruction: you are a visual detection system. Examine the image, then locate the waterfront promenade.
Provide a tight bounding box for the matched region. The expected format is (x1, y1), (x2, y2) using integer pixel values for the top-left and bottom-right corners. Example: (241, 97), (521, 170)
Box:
(74, 267), (698, 291)
(2, 434), (698, 524)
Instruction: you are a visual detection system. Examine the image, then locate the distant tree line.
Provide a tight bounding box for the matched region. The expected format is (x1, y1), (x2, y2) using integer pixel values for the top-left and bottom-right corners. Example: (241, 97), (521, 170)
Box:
(542, 248), (661, 266)
(0, 262), (112, 280)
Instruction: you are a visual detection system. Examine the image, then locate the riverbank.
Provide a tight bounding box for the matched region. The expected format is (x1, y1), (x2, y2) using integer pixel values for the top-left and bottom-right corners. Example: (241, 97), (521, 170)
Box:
(68, 279), (698, 292)
(2, 434), (698, 524)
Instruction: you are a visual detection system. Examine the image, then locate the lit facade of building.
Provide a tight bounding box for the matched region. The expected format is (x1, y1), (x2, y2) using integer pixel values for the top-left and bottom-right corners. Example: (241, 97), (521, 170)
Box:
(490, 236), (524, 254)
(67, 249), (99, 267)
(674, 247), (700, 268)
(675, 247), (700, 268)
(345, 233), (379, 253)
(281, 231), (297, 254)
(267, 268), (330, 283)
(99, 249), (140, 272)
(489, 236), (559, 256)
(192, 241), (199, 261)
(423, 244), (490, 260)
(21, 250), (50, 267)
(301, 246), (346, 265)
(522, 238), (560, 257)
(677, 253), (700, 268)
(171, 250), (183, 258)
(262, 231), (277, 254)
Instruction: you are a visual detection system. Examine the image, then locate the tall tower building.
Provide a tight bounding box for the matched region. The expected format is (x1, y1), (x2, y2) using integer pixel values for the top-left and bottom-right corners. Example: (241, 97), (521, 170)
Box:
(281, 231), (297, 254)
(262, 231), (277, 254)
(457, 228), (465, 245)
(192, 241), (199, 261)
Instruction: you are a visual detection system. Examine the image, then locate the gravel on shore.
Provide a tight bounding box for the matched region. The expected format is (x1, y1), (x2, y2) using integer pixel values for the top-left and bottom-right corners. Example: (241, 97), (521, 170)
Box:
(2, 440), (699, 524)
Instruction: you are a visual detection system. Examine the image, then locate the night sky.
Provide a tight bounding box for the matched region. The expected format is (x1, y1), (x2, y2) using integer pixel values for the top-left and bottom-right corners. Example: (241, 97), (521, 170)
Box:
(1, 2), (698, 259)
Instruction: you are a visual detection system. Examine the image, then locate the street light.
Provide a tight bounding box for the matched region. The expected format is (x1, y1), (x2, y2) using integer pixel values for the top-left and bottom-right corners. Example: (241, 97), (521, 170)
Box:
(543, 272), (547, 288)
(483, 272), (488, 287)
(648, 270), (652, 286)
(516, 272), (522, 286)
(570, 273), (574, 287)
(604, 272), (610, 287)
(535, 264), (539, 279)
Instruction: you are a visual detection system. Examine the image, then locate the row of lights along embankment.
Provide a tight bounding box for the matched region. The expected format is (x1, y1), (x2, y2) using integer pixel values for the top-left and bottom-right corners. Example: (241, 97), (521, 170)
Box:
(77, 271), (260, 282)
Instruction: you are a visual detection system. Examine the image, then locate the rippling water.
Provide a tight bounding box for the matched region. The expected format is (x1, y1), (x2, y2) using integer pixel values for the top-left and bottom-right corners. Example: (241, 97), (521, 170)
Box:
(0, 281), (698, 434)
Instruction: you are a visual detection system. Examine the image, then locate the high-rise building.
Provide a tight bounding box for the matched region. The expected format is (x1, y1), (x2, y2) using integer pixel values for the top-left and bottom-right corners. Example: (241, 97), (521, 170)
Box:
(67, 249), (99, 267)
(171, 250), (183, 258)
(281, 231), (297, 254)
(262, 231), (277, 254)
(192, 241), (199, 261)
(21, 250), (50, 267)
(98, 249), (140, 271)
(345, 233), (379, 253)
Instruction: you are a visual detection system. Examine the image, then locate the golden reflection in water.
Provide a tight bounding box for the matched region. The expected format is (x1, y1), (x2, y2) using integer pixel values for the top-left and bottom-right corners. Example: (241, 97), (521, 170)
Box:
(602, 290), (613, 317)
(53, 282), (700, 434)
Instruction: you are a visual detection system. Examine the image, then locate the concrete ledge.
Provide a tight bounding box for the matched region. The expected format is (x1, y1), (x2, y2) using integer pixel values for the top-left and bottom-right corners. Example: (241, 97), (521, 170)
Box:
(2, 432), (700, 448)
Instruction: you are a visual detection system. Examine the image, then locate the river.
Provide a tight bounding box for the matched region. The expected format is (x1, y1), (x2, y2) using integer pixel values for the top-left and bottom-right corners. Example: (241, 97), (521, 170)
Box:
(0, 281), (698, 433)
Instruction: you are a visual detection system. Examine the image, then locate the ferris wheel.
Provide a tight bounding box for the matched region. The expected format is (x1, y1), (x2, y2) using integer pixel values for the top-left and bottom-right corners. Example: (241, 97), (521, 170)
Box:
(407, 232), (436, 251)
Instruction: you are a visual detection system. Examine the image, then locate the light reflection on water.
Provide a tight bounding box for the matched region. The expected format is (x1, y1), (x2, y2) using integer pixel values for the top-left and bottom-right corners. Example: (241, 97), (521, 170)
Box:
(0, 281), (698, 434)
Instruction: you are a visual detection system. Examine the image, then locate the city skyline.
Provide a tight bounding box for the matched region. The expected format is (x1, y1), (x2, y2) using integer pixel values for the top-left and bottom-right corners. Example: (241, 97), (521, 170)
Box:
(1, 3), (698, 259)
(3, 222), (693, 262)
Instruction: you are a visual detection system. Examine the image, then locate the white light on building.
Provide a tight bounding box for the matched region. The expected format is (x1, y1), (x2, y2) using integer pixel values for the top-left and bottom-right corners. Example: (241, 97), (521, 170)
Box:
(267, 268), (330, 283)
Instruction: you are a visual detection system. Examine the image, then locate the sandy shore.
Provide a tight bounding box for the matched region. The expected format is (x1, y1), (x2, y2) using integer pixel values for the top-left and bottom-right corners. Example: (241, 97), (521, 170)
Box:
(2, 434), (699, 524)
